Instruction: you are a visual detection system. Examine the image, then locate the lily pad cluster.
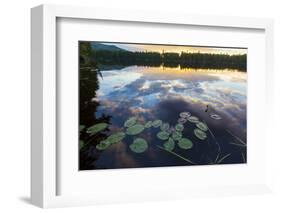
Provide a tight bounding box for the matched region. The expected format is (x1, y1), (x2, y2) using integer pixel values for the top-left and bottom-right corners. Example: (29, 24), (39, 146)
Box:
(82, 110), (217, 155)
(123, 117), (150, 153)
(176, 112), (209, 141)
(124, 117), (147, 137)
(154, 113), (194, 152)
(177, 111), (191, 124)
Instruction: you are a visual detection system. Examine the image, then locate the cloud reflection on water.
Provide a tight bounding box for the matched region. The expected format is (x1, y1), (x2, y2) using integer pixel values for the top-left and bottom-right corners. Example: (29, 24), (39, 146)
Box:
(92, 66), (247, 168)
(96, 66), (246, 130)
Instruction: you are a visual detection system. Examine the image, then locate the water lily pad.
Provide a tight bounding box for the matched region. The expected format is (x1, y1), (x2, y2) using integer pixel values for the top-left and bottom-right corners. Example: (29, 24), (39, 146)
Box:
(178, 117), (187, 124)
(188, 116), (199, 123)
(157, 131), (170, 140)
(180, 112), (191, 118)
(79, 125), (85, 131)
(196, 122), (208, 131)
(175, 123), (184, 132)
(172, 131), (182, 141)
(129, 138), (148, 153)
(178, 138), (193, 149)
(107, 132), (126, 144)
(87, 123), (107, 135)
(145, 121), (152, 128)
(163, 138), (175, 151)
(96, 140), (111, 150)
(194, 128), (207, 140)
(126, 124), (145, 135)
(210, 113), (222, 120)
(160, 123), (170, 131)
(124, 117), (137, 127)
(152, 119), (162, 128)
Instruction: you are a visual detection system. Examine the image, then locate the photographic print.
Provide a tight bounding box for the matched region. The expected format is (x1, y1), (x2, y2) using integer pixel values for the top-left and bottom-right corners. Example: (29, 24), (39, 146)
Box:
(79, 41), (247, 170)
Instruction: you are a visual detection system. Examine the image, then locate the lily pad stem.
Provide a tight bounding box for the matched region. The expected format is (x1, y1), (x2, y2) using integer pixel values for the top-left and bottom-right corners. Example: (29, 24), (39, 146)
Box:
(157, 145), (195, 165)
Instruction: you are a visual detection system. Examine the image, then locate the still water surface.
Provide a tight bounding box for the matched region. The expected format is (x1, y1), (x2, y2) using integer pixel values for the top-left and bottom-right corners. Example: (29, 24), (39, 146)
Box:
(80, 65), (247, 170)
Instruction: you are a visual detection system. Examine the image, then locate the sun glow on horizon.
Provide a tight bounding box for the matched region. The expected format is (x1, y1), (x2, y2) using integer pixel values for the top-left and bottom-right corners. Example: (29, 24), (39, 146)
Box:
(102, 42), (247, 55)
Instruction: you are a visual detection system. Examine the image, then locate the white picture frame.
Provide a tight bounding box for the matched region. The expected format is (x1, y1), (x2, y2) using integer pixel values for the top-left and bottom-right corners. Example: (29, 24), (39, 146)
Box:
(31, 4), (274, 208)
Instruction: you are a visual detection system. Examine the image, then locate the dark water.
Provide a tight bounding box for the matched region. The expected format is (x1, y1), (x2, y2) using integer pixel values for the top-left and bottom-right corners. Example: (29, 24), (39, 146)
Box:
(79, 65), (247, 170)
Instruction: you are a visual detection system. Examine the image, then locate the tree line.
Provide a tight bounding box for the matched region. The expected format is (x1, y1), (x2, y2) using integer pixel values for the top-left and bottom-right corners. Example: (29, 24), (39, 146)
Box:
(80, 42), (247, 71)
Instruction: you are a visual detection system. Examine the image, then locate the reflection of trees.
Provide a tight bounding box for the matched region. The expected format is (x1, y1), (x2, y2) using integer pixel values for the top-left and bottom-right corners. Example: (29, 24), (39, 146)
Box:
(180, 52), (246, 70)
(79, 42), (111, 128)
(91, 49), (246, 71)
(79, 68), (113, 170)
(79, 42), (112, 170)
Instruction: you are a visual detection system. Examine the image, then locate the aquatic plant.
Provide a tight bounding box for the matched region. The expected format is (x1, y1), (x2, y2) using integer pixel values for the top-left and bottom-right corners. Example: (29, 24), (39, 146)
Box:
(187, 116), (199, 123)
(96, 140), (111, 150)
(194, 128), (207, 140)
(196, 122), (208, 131)
(129, 138), (148, 153)
(157, 145), (195, 164)
(87, 123), (108, 135)
(226, 129), (246, 146)
(175, 123), (184, 132)
(241, 152), (246, 163)
(216, 153), (231, 164)
(229, 142), (246, 147)
(178, 138), (193, 150)
(160, 123), (170, 131)
(126, 124), (145, 135)
(206, 121), (222, 164)
(157, 131), (170, 140)
(210, 113), (222, 120)
(145, 121), (152, 128)
(163, 138), (175, 151)
(152, 119), (162, 128)
(81, 110), (228, 166)
(124, 117), (137, 127)
(107, 132), (126, 144)
(172, 131), (182, 141)
(179, 112), (191, 118)
(95, 132), (126, 151)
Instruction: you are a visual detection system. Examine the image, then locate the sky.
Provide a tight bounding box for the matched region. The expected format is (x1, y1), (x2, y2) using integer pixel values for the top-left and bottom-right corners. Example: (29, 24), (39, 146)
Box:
(103, 42), (247, 55)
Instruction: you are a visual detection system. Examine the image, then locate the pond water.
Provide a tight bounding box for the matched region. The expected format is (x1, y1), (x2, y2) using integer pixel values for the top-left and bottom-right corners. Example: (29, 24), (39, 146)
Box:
(79, 65), (247, 170)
